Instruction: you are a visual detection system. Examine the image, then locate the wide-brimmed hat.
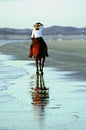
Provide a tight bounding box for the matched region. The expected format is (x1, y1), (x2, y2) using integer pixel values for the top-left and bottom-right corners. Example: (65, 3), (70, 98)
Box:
(36, 22), (43, 26)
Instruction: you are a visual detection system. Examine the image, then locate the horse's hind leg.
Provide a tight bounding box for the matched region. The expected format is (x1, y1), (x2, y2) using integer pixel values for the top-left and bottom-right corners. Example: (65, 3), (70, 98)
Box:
(42, 57), (45, 68)
(41, 58), (45, 75)
(40, 58), (45, 75)
(36, 60), (39, 75)
(39, 59), (43, 75)
(39, 59), (42, 72)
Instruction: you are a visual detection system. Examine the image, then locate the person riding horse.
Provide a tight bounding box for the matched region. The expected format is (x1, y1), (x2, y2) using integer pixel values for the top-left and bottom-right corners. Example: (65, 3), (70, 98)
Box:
(28, 22), (49, 58)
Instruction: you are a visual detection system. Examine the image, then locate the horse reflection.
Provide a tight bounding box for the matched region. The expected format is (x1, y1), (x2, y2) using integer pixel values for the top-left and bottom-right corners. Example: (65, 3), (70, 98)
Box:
(31, 74), (49, 107)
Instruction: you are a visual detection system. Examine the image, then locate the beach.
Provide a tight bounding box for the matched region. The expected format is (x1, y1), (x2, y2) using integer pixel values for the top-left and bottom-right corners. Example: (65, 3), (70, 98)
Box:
(0, 40), (86, 130)
(0, 40), (86, 80)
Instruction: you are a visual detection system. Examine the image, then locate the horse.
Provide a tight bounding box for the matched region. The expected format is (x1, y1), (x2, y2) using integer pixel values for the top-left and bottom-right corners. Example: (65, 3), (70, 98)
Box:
(31, 39), (46, 75)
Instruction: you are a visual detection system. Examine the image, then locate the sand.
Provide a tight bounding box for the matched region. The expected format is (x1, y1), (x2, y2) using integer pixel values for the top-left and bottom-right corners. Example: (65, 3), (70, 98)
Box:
(0, 40), (86, 130)
(0, 40), (86, 80)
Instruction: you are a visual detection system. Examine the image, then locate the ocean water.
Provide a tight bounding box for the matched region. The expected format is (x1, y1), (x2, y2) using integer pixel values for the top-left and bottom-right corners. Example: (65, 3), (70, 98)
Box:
(0, 54), (86, 130)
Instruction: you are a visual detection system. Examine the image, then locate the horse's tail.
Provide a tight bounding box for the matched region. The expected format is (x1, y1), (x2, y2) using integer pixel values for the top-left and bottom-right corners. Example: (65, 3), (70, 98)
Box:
(32, 43), (40, 58)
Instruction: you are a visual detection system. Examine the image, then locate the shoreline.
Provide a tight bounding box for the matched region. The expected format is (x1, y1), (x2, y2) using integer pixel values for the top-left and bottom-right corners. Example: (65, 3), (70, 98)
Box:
(0, 40), (86, 130)
(0, 40), (86, 80)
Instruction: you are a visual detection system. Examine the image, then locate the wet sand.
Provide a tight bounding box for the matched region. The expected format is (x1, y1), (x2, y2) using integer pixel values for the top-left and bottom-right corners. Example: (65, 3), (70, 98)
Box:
(0, 40), (86, 80)
(0, 40), (86, 130)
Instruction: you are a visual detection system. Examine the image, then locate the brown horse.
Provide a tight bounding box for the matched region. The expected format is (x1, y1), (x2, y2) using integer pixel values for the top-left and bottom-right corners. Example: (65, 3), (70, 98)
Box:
(31, 39), (46, 74)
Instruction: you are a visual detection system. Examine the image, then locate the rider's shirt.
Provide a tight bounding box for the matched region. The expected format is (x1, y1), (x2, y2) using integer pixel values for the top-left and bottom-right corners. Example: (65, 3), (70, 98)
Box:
(31, 26), (44, 38)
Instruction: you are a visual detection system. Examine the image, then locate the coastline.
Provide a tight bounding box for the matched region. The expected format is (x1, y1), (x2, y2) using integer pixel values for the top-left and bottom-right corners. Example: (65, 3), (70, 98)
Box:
(0, 40), (86, 80)
(0, 40), (86, 130)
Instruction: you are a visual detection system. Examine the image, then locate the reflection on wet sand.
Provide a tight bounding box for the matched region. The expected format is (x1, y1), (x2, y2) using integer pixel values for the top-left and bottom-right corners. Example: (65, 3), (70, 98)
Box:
(31, 75), (49, 123)
(31, 74), (49, 106)
(30, 75), (49, 124)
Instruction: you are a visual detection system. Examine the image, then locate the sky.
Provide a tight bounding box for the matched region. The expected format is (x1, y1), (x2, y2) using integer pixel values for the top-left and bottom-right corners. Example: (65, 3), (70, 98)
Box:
(0, 0), (86, 29)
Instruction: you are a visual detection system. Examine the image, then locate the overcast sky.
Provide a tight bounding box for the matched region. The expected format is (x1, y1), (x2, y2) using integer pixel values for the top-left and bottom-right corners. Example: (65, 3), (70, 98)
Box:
(0, 0), (86, 29)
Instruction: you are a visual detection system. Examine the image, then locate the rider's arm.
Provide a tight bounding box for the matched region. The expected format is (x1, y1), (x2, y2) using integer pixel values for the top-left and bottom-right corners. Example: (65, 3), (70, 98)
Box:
(31, 29), (35, 38)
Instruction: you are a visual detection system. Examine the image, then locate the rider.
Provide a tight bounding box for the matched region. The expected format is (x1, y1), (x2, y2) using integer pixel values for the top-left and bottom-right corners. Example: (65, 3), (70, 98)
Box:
(28, 22), (49, 58)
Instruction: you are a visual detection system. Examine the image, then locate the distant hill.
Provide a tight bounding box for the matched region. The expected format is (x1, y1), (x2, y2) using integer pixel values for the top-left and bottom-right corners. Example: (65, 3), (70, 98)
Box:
(43, 26), (86, 35)
(0, 26), (86, 40)
(0, 28), (31, 35)
(0, 28), (32, 40)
